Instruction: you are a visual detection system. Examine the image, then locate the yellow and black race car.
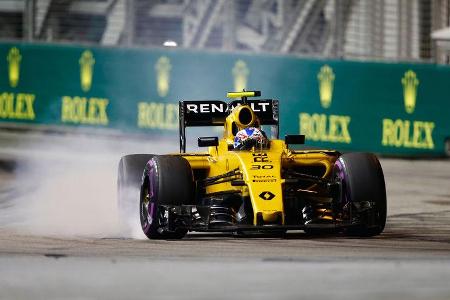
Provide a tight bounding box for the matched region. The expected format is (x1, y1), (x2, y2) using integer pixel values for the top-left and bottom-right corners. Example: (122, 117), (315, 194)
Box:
(118, 91), (386, 239)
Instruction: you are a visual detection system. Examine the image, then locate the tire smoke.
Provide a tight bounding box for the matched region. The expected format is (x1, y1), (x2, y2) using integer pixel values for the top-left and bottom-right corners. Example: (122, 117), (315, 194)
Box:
(0, 131), (174, 239)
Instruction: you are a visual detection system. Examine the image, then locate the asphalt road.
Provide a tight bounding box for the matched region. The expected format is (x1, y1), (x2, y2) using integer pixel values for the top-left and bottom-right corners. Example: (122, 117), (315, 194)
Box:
(0, 131), (449, 300)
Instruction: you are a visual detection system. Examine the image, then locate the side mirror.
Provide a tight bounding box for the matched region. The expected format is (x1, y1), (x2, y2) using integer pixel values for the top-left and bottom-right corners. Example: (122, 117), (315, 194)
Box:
(285, 134), (305, 145)
(198, 136), (219, 147)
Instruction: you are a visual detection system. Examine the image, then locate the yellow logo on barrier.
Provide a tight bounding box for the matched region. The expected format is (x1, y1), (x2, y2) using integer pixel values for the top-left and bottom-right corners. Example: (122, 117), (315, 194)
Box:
(381, 70), (434, 150)
(232, 60), (249, 92)
(79, 50), (95, 92)
(155, 56), (171, 97)
(381, 119), (434, 149)
(3, 48), (37, 121)
(137, 101), (178, 130)
(0, 93), (35, 120)
(317, 65), (334, 109)
(299, 113), (351, 144)
(299, 65), (352, 144)
(61, 96), (109, 125)
(7, 47), (21, 88)
(401, 70), (419, 114)
(62, 51), (110, 126)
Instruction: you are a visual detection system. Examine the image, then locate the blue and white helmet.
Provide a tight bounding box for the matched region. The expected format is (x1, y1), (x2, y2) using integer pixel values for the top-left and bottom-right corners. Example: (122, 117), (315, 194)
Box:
(233, 127), (268, 150)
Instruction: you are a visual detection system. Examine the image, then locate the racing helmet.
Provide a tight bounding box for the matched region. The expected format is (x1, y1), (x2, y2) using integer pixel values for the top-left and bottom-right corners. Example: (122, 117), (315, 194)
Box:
(233, 127), (269, 150)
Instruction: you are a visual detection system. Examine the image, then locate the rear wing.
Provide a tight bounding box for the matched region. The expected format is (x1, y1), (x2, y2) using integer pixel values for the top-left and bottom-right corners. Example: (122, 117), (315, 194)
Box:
(179, 99), (279, 153)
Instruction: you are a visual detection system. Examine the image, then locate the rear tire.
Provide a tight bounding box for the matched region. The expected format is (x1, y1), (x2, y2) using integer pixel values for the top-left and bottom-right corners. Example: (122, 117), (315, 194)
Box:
(334, 153), (386, 236)
(117, 154), (155, 236)
(140, 155), (194, 239)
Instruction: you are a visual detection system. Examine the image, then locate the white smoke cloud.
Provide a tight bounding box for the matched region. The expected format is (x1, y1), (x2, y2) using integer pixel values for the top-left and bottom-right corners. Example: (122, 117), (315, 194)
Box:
(0, 130), (175, 239)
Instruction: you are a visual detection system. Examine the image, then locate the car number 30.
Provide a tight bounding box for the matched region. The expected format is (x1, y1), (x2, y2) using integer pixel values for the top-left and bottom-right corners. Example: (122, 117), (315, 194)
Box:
(251, 164), (274, 170)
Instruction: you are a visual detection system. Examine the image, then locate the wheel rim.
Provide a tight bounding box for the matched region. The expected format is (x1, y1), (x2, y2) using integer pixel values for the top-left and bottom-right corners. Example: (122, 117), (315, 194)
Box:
(140, 161), (158, 234)
(334, 158), (349, 205)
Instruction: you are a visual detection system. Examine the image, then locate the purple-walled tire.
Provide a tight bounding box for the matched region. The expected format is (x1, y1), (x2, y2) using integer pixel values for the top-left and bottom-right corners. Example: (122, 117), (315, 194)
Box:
(140, 155), (194, 239)
(334, 153), (387, 236)
(117, 154), (155, 236)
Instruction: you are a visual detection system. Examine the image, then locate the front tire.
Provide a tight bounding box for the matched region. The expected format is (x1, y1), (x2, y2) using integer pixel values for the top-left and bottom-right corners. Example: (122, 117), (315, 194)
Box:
(117, 154), (155, 236)
(140, 155), (194, 239)
(334, 153), (387, 236)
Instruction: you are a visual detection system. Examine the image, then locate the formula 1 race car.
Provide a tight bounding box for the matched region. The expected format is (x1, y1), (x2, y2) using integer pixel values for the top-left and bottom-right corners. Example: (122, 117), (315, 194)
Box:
(118, 91), (386, 239)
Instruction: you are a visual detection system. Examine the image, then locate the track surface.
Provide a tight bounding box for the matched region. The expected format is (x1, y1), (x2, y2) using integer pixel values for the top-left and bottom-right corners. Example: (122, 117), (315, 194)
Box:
(0, 132), (450, 299)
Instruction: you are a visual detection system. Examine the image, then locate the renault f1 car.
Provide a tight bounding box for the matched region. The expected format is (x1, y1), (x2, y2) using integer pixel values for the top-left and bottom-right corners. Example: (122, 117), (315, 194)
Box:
(118, 91), (386, 239)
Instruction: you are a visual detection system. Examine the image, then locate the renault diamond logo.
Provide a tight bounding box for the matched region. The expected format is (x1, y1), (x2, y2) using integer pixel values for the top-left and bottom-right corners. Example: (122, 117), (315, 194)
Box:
(232, 60), (249, 92)
(317, 65), (335, 109)
(259, 191), (275, 201)
(7, 47), (21, 88)
(401, 70), (419, 114)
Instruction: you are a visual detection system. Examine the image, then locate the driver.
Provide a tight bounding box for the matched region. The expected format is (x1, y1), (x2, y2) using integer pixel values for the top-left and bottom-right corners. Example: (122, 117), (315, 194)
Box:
(233, 126), (269, 150)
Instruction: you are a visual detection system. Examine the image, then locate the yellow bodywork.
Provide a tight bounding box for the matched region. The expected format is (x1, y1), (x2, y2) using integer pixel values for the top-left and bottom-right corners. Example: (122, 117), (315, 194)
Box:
(179, 103), (338, 225)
